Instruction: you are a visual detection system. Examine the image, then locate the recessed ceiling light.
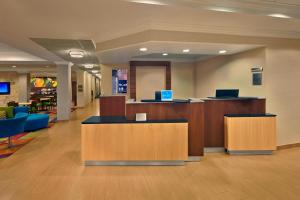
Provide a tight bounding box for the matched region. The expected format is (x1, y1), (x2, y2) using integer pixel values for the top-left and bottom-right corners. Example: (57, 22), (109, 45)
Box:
(268, 13), (291, 19)
(162, 53), (168, 56)
(207, 7), (235, 13)
(139, 47), (148, 52)
(12, 65), (17, 68)
(219, 50), (227, 54)
(183, 49), (190, 53)
(69, 50), (84, 58)
(91, 70), (99, 74)
(84, 64), (94, 69)
(130, 0), (167, 5)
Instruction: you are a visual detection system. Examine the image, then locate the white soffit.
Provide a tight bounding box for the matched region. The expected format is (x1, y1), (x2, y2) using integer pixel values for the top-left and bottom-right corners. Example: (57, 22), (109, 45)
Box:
(97, 41), (263, 63)
(0, 42), (46, 62)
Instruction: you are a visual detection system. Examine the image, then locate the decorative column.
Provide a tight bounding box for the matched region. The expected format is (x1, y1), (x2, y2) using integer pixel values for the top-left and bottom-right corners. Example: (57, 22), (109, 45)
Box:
(56, 62), (73, 120)
(18, 73), (31, 102)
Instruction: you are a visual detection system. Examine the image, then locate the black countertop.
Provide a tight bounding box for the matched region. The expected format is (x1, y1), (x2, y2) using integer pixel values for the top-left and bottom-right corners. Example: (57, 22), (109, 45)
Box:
(82, 116), (188, 124)
(225, 113), (276, 117)
(205, 97), (262, 101)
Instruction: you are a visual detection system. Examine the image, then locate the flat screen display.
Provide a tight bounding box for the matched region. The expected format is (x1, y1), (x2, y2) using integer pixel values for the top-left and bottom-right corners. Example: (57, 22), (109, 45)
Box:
(216, 89), (239, 98)
(0, 82), (10, 95)
(161, 90), (173, 101)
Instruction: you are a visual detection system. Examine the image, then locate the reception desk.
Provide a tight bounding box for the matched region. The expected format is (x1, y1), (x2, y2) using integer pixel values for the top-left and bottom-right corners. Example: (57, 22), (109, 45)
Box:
(225, 114), (277, 154)
(81, 116), (188, 166)
(99, 96), (267, 158)
(126, 101), (205, 158)
(204, 98), (266, 148)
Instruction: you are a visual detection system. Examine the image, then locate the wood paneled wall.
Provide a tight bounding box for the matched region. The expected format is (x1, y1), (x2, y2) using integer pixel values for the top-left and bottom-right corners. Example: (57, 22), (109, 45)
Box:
(129, 61), (171, 100)
(99, 96), (126, 116)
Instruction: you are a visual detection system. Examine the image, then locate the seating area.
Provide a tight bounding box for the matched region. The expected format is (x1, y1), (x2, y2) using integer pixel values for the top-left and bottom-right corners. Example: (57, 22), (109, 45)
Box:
(0, 105), (50, 148)
(8, 99), (56, 113)
(0, 112), (28, 147)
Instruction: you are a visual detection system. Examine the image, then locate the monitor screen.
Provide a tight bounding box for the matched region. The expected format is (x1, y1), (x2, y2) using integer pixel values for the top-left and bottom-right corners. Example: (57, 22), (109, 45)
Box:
(0, 82), (10, 95)
(155, 91), (162, 101)
(216, 89), (239, 98)
(161, 90), (173, 101)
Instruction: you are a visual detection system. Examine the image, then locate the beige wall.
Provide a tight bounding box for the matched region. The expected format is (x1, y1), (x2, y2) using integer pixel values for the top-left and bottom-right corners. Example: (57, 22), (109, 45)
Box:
(76, 71), (97, 107)
(136, 66), (166, 100)
(195, 46), (300, 146)
(0, 72), (19, 106)
(100, 62), (195, 100)
(265, 47), (300, 146)
(172, 62), (195, 99)
(195, 48), (266, 98)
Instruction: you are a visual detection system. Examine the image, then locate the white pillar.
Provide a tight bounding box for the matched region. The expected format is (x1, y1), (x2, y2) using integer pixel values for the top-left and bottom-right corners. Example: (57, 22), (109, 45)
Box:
(56, 62), (73, 120)
(18, 73), (31, 102)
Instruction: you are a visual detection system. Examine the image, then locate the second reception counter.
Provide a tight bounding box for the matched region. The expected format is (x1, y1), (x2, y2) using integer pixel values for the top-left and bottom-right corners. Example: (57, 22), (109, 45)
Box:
(81, 116), (188, 166)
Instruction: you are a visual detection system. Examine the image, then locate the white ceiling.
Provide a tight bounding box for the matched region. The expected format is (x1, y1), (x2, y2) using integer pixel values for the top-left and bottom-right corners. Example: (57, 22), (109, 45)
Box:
(125, 0), (300, 18)
(97, 41), (263, 63)
(0, 0), (299, 66)
(0, 42), (45, 62)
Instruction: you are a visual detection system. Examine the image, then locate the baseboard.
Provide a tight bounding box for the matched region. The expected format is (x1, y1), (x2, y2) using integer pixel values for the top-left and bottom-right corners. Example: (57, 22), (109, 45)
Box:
(277, 143), (300, 150)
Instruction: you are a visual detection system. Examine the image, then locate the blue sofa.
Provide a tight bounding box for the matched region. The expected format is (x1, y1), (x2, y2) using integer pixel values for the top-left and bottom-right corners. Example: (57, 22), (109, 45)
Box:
(0, 113), (28, 147)
(14, 107), (49, 132)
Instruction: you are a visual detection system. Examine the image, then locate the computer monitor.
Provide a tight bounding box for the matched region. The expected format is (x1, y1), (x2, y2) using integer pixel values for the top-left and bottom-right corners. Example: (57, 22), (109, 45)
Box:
(216, 89), (239, 98)
(155, 91), (162, 101)
(161, 90), (173, 101)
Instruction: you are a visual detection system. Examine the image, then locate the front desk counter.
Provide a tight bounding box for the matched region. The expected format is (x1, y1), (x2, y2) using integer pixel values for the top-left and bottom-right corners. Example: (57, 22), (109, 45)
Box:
(126, 98), (266, 154)
(81, 116), (188, 166)
(203, 98), (266, 149)
(126, 101), (205, 159)
(224, 114), (277, 155)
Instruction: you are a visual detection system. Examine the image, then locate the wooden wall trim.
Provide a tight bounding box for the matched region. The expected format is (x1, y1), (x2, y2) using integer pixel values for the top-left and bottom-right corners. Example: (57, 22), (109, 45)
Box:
(129, 61), (171, 100)
(277, 143), (300, 150)
(129, 65), (136, 100)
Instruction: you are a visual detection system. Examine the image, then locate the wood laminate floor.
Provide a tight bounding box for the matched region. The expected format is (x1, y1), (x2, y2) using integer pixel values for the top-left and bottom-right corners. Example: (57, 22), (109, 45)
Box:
(0, 101), (300, 200)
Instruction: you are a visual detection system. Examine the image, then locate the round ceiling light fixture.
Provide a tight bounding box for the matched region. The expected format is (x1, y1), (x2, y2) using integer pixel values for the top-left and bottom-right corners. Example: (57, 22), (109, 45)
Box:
(268, 13), (291, 19)
(162, 53), (168, 56)
(207, 7), (235, 13)
(183, 49), (190, 53)
(219, 50), (227, 54)
(139, 47), (148, 52)
(84, 64), (94, 69)
(69, 50), (84, 58)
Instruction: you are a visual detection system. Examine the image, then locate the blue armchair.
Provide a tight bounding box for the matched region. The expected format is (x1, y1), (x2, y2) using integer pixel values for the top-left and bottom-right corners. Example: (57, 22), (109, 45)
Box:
(0, 113), (28, 147)
(14, 106), (49, 132)
(14, 106), (29, 114)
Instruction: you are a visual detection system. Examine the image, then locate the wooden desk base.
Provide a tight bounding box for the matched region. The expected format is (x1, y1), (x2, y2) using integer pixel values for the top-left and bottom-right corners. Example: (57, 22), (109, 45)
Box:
(81, 123), (188, 166)
(225, 116), (276, 155)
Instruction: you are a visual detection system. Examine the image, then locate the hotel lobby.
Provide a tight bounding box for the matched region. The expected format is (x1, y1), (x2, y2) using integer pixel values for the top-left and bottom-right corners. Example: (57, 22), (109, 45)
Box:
(0, 0), (300, 199)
